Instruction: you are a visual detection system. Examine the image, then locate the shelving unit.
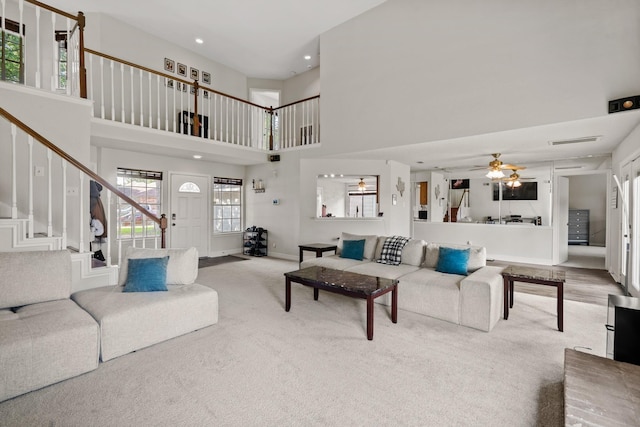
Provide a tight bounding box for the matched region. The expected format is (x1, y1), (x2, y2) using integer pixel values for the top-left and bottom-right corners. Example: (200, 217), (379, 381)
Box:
(243, 229), (268, 257)
(568, 209), (589, 245)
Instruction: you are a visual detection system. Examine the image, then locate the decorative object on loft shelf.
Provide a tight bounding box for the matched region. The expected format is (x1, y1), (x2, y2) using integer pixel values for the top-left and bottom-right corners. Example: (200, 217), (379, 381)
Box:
(190, 67), (199, 80)
(202, 72), (211, 84)
(177, 63), (187, 77)
(164, 58), (175, 73)
(396, 177), (405, 197)
(165, 79), (174, 89)
(253, 179), (265, 193)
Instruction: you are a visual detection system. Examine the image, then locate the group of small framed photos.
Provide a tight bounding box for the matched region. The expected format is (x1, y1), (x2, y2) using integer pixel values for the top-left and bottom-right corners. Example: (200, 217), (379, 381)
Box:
(164, 58), (211, 84)
(163, 58), (211, 98)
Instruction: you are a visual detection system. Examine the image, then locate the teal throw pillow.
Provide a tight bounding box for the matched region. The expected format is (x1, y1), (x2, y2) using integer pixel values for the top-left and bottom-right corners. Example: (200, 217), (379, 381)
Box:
(123, 256), (169, 292)
(436, 247), (470, 276)
(340, 239), (366, 261)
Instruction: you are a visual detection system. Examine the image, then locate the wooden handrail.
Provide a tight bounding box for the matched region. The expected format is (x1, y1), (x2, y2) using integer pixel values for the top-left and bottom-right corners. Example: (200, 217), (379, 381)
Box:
(25, 0), (78, 21)
(0, 107), (167, 246)
(84, 48), (267, 110)
(273, 95), (320, 111)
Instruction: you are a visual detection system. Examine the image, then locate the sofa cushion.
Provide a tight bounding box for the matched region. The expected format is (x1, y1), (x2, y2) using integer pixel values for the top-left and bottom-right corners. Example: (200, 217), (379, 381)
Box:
(300, 255), (371, 271)
(0, 299), (99, 402)
(123, 257), (169, 292)
(424, 243), (486, 272)
(436, 247), (470, 276)
(72, 284), (218, 362)
(339, 232), (378, 260)
(0, 250), (71, 310)
(341, 239), (366, 261)
(376, 236), (410, 265)
(118, 247), (198, 286)
(346, 262), (419, 280)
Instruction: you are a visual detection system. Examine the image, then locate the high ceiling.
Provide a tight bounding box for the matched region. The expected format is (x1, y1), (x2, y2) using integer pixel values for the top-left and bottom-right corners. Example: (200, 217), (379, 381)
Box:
(46, 0), (387, 80)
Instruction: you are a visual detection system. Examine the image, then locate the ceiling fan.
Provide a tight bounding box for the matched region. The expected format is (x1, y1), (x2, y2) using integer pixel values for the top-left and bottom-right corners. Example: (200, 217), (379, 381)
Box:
(473, 153), (526, 179)
(494, 168), (536, 188)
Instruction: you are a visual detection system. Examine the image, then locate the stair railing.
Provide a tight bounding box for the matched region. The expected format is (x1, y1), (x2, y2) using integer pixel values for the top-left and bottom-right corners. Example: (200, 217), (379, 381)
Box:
(0, 107), (167, 261)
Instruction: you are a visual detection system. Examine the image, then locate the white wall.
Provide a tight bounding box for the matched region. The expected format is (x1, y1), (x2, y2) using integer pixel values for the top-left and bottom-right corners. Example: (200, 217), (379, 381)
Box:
(95, 146), (246, 258)
(569, 174), (607, 246)
(319, 0), (640, 157)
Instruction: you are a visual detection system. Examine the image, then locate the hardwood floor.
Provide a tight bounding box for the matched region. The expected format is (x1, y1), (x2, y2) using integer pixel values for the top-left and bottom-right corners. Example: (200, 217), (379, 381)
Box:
(488, 259), (625, 306)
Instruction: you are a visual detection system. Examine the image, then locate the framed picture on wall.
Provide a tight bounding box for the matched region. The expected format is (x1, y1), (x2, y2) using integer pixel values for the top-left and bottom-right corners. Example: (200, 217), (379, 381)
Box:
(177, 63), (187, 77)
(190, 67), (199, 80)
(202, 72), (211, 84)
(164, 58), (175, 73)
(165, 79), (174, 88)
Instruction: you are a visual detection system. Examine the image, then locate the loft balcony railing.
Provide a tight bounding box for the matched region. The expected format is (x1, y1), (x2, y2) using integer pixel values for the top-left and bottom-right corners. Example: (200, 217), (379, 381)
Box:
(2, 0), (320, 151)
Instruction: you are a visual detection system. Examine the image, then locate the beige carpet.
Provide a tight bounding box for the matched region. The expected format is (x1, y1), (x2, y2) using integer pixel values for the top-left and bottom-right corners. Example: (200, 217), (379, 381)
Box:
(0, 257), (607, 426)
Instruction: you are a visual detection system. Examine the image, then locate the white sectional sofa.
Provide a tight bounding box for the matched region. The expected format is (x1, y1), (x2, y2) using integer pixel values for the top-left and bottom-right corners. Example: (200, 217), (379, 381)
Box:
(300, 233), (504, 332)
(0, 250), (100, 402)
(72, 247), (219, 362)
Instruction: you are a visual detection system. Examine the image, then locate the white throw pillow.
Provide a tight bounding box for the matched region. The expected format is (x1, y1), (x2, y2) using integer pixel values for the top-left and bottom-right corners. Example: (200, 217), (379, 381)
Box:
(118, 247), (199, 286)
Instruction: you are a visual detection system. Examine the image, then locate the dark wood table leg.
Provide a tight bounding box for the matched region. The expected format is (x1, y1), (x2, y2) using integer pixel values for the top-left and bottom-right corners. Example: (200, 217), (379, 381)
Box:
(315, 249), (322, 258)
(367, 295), (374, 340)
(285, 278), (291, 312)
(391, 285), (398, 324)
(558, 282), (564, 332)
(510, 281), (514, 308)
(314, 287), (319, 301)
(299, 247), (303, 265)
(503, 277), (510, 320)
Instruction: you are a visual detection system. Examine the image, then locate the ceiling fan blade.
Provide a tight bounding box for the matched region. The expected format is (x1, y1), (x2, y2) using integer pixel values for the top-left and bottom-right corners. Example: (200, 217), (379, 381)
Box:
(500, 164), (526, 171)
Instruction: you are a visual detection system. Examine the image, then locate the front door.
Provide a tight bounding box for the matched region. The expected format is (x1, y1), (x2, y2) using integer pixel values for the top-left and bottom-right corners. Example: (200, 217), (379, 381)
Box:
(169, 173), (209, 256)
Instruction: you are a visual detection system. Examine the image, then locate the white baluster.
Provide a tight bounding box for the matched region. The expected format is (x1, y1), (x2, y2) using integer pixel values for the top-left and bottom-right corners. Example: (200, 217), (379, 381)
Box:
(120, 63), (125, 123)
(100, 57), (105, 119)
(47, 149), (52, 237)
(88, 54), (94, 116)
(156, 75), (160, 130)
(293, 105), (297, 148)
(51, 12), (56, 90)
(130, 67), (135, 124)
(226, 97), (229, 143)
(164, 78), (168, 131)
(139, 71), (143, 126)
(35, 7), (41, 88)
(28, 136), (33, 237)
(106, 191), (111, 266)
(179, 82), (184, 133)
(10, 124), (17, 218)
(66, 18), (71, 96)
(79, 173), (84, 253)
(213, 93), (217, 140)
(148, 73), (152, 128)
(19, 0), (25, 84)
(110, 60), (115, 120)
(207, 91), (211, 140)
(61, 160), (67, 249)
(172, 80), (176, 132)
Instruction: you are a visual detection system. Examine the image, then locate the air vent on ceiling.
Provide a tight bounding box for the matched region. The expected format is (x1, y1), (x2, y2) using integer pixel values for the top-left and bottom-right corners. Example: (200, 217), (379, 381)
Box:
(549, 136), (601, 146)
(555, 165), (584, 170)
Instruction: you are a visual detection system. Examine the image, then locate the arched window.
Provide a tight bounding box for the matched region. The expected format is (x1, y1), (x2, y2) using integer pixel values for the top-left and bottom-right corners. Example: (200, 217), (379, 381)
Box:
(179, 182), (201, 193)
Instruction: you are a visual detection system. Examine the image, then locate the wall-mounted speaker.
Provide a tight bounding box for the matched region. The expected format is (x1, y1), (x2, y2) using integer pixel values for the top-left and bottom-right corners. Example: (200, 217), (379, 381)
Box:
(609, 95), (640, 114)
(268, 154), (280, 162)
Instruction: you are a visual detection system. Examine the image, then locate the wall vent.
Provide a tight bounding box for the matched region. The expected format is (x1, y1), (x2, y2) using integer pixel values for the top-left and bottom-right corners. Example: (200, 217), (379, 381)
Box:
(549, 136), (601, 146)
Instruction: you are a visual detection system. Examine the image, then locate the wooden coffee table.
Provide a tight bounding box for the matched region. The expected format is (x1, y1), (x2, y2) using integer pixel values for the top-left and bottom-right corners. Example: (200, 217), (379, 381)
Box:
(501, 265), (565, 331)
(284, 266), (398, 340)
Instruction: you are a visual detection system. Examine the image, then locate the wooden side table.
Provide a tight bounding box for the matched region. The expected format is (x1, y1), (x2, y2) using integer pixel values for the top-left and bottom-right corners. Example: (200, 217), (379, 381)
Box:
(298, 243), (338, 265)
(501, 265), (565, 331)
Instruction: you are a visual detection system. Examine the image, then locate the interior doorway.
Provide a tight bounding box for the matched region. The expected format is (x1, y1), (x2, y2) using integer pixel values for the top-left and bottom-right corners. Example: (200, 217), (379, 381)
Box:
(558, 172), (608, 269)
(249, 89), (280, 149)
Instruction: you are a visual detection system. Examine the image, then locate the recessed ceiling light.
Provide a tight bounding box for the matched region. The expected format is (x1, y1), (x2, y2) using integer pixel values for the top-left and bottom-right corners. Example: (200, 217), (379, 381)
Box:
(195, 38), (203, 44)
(304, 55), (311, 60)
(193, 154), (202, 159)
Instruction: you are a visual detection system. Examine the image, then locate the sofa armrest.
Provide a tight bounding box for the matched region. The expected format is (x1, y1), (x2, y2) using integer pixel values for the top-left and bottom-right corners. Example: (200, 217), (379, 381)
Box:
(459, 266), (504, 332)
